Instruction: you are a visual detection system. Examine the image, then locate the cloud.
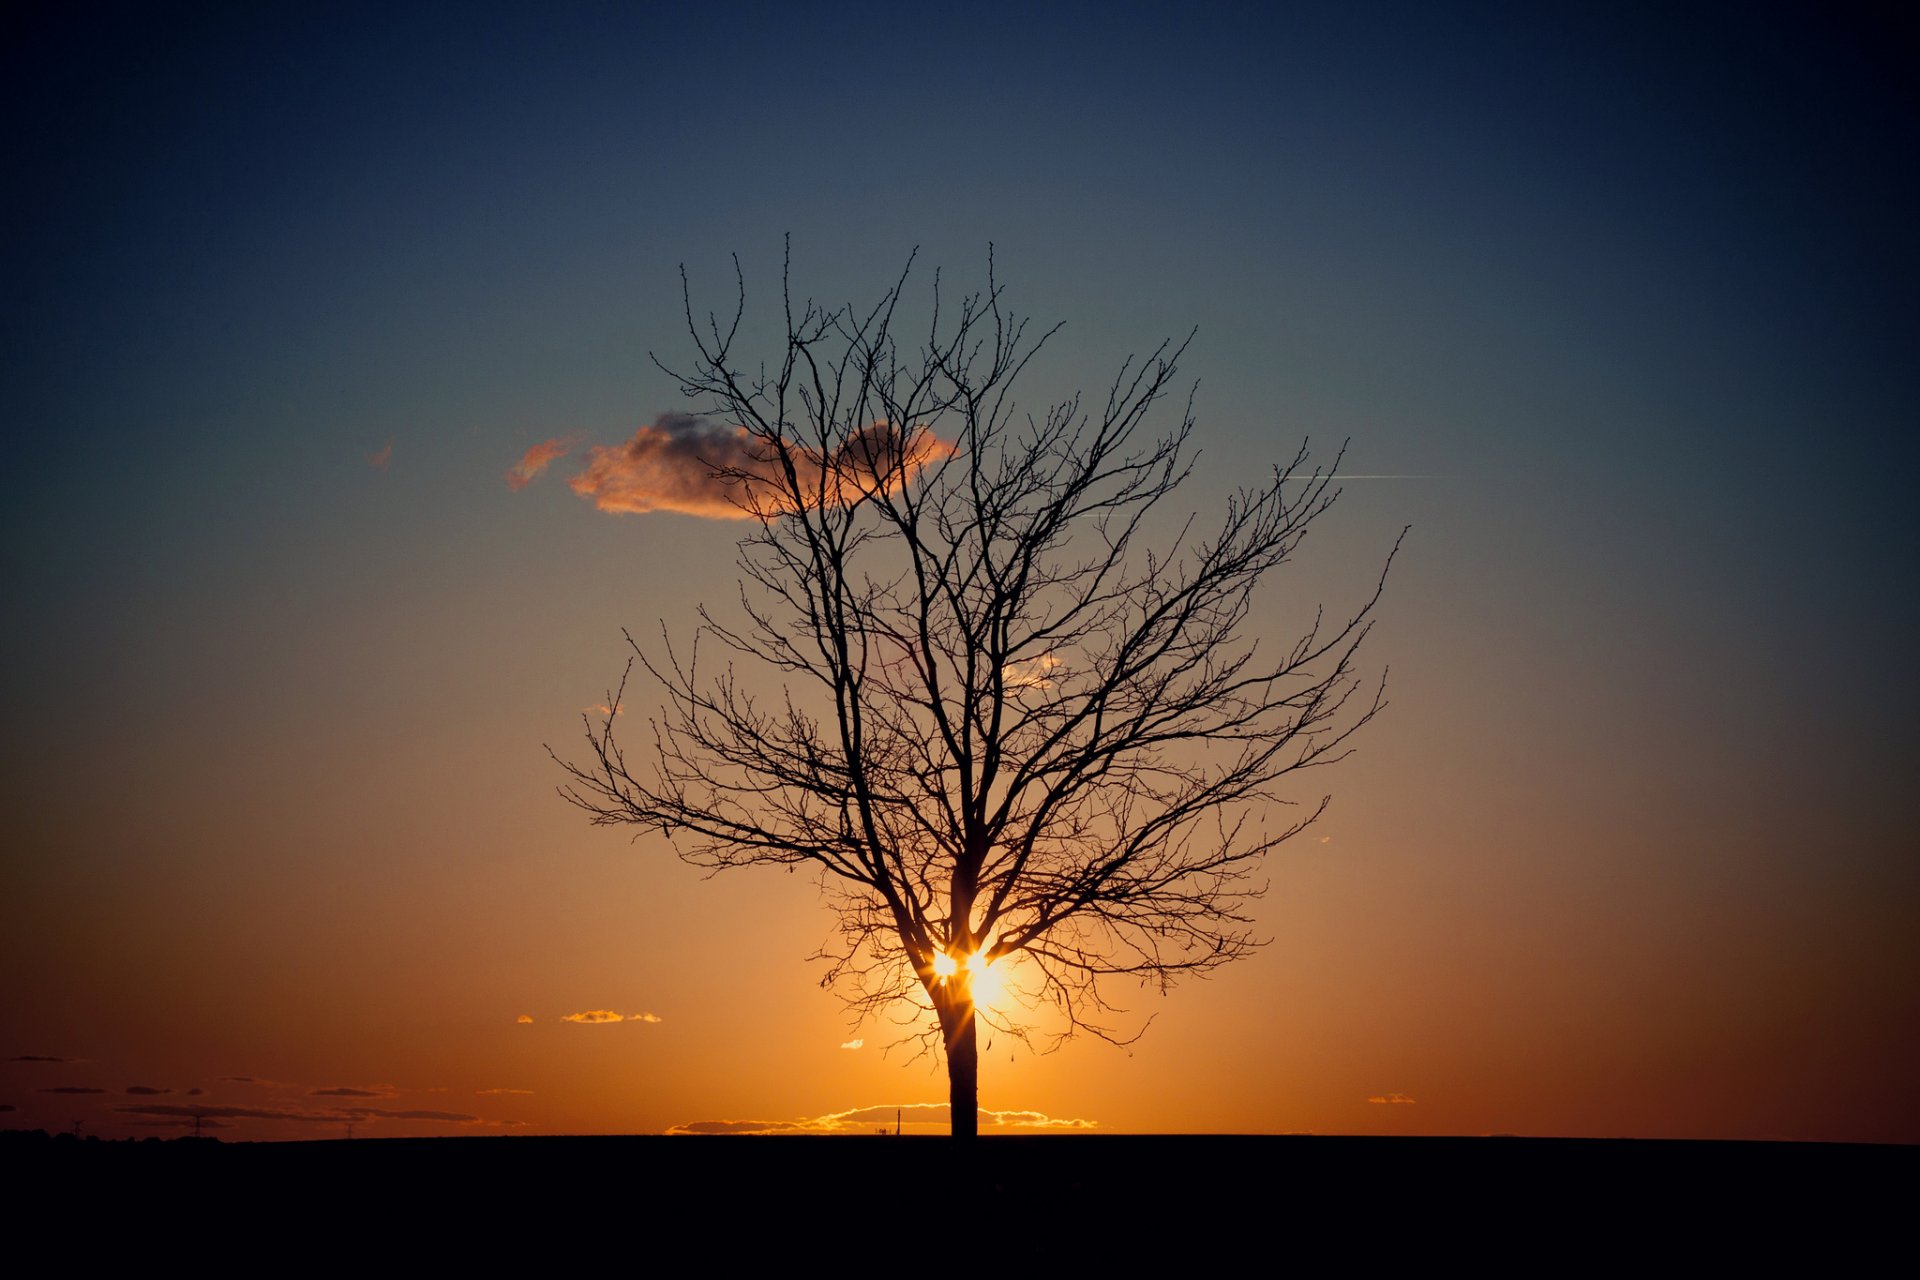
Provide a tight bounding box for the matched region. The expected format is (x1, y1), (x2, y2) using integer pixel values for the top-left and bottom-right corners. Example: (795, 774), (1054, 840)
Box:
(125, 1086), (173, 1096)
(587, 702), (622, 717)
(117, 1104), (340, 1123)
(567, 414), (952, 519)
(1368, 1093), (1417, 1105)
(309, 1086), (390, 1098)
(39, 1086), (106, 1094)
(669, 1119), (808, 1136)
(477, 1088), (534, 1096)
(185, 1087), (205, 1096)
(129, 1117), (228, 1130)
(1003, 653), (1063, 690)
(10, 1054), (79, 1063)
(117, 1102), (481, 1126)
(516, 1014), (535, 1024)
(368, 440), (393, 469)
(506, 437), (576, 490)
(343, 1107), (481, 1123)
(666, 1101), (1096, 1136)
(220, 1076), (261, 1084)
(559, 1010), (661, 1025)
(839, 1039), (864, 1051)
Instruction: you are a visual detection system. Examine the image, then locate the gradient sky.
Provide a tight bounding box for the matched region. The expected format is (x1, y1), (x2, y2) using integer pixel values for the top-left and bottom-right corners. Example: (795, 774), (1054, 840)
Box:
(3, 1), (1914, 1142)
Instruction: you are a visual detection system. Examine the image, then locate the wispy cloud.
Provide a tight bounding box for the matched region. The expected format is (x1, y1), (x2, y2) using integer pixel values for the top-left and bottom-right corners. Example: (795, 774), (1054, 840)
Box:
(839, 1039), (864, 1051)
(516, 1014), (535, 1024)
(1368, 1093), (1417, 1104)
(310, 1086), (391, 1098)
(40, 1086), (107, 1094)
(1003, 653), (1063, 690)
(506, 437), (577, 490)
(124, 1085), (173, 1096)
(567, 414), (952, 518)
(343, 1107), (480, 1123)
(666, 1102), (1096, 1136)
(560, 1010), (660, 1025)
(10, 1054), (79, 1063)
(561, 1010), (625, 1024)
(118, 1102), (482, 1126)
(118, 1104), (337, 1123)
(368, 440), (394, 469)
(478, 1088), (534, 1096)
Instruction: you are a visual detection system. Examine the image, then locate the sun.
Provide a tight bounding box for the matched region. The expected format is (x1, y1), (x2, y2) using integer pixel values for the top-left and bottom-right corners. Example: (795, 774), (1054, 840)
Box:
(965, 951), (1007, 1011)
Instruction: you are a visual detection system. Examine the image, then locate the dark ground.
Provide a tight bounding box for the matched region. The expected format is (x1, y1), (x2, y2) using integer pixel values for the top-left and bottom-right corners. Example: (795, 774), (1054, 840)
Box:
(6, 1130), (1906, 1258)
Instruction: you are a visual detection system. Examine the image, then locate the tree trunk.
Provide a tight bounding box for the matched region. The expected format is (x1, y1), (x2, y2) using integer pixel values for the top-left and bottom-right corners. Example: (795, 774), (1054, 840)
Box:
(947, 995), (978, 1139)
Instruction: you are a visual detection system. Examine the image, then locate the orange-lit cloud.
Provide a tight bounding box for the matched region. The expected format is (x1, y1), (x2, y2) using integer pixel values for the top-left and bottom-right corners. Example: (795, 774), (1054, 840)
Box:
(558, 1009), (661, 1024)
(506, 437), (577, 490)
(665, 1101), (1096, 1135)
(1368, 1093), (1417, 1104)
(368, 440), (393, 469)
(839, 1039), (864, 1050)
(310, 1085), (393, 1098)
(567, 414), (953, 518)
(1003, 654), (1063, 690)
(117, 1102), (484, 1126)
(478, 1088), (534, 1096)
(516, 1014), (534, 1024)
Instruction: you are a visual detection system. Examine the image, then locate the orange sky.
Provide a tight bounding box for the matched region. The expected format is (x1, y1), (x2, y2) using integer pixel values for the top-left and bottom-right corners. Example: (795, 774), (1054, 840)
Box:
(3, 4), (1914, 1144)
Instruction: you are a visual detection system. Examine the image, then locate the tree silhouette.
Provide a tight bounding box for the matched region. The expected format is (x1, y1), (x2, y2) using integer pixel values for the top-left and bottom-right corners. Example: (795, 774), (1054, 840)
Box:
(556, 248), (1402, 1137)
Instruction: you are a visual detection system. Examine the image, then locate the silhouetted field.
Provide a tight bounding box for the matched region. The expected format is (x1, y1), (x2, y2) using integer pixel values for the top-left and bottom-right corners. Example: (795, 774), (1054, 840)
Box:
(6, 1129), (1905, 1253)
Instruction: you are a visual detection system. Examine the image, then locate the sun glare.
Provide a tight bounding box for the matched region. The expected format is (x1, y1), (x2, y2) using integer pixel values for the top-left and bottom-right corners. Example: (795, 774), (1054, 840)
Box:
(966, 952), (1007, 1009)
(932, 950), (958, 979)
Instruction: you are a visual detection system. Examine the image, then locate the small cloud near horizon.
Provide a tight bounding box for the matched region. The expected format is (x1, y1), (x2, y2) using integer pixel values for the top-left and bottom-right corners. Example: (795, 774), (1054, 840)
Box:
(560, 1010), (660, 1025)
(310, 1086), (390, 1098)
(125, 1086), (173, 1095)
(839, 1039), (864, 1051)
(666, 1101), (1096, 1136)
(1368, 1093), (1417, 1105)
(516, 1014), (535, 1024)
(368, 439), (393, 469)
(478, 1088), (534, 1096)
(40, 1086), (106, 1095)
(10, 1055), (80, 1063)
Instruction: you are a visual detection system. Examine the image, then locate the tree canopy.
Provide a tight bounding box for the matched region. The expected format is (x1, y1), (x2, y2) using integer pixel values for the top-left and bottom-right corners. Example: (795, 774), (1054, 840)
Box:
(557, 248), (1401, 1136)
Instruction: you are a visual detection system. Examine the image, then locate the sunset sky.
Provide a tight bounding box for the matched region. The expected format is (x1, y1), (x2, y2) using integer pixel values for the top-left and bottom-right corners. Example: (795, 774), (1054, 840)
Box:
(3, 2), (1914, 1142)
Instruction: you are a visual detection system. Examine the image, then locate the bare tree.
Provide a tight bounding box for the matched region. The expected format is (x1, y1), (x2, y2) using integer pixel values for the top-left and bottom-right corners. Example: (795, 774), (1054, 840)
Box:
(556, 247), (1402, 1138)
